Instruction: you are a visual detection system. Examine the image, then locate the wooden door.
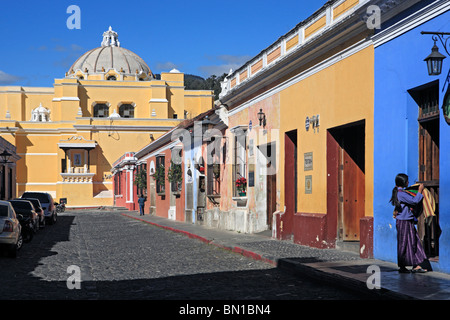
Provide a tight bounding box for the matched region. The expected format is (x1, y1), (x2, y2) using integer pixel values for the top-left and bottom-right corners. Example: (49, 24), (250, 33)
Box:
(266, 143), (277, 230)
(416, 82), (440, 258)
(283, 131), (297, 238)
(342, 145), (365, 241)
(334, 123), (365, 241)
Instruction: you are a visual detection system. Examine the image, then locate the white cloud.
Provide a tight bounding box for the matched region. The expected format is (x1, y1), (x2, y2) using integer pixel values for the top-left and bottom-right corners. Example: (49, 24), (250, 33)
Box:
(53, 44), (84, 69)
(0, 70), (24, 85)
(70, 44), (83, 52)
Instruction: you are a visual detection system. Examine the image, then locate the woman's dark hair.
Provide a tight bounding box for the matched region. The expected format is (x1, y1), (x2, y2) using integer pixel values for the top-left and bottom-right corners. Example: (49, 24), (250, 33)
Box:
(389, 173), (409, 210)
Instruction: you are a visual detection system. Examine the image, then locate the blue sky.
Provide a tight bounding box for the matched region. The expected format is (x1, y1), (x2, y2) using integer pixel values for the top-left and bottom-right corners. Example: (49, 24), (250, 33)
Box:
(0, 0), (327, 87)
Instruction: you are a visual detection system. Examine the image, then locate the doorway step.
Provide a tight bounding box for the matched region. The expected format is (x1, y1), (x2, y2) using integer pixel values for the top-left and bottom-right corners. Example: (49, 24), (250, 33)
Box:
(336, 240), (360, 254)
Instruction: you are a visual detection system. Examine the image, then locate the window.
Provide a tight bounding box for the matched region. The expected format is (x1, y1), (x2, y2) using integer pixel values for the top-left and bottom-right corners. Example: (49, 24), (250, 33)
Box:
(93, 103), (109, 118)
(119, 104), (135, 118)
(0, 205), (8, 217)
(114, 171), (122, 195)
(155, 155), (165, 194)
(232, 127), (247, 196)
(169, 148), (182, 193)
(206, 135), (222, 197)
(107, 75), (117, 81)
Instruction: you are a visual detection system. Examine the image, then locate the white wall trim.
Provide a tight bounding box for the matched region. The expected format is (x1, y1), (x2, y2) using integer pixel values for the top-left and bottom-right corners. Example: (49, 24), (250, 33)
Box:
(52, 97), (81, 102)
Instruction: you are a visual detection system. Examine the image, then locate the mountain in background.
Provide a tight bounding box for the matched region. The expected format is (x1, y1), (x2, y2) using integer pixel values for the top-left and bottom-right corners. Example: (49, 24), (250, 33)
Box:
(155, 73), (227, 101)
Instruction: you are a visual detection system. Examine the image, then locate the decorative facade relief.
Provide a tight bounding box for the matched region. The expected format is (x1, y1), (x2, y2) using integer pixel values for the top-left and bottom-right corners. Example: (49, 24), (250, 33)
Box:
(30, 103), (51, 122)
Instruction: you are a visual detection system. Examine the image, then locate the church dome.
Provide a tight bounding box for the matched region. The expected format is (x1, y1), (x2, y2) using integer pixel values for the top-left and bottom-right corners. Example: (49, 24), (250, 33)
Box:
(67, 27), (152, 81)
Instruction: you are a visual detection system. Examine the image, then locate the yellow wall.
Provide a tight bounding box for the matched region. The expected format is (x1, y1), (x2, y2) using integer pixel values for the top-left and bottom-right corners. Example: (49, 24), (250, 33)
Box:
(0, 72), (213, 207)
(278, 45), (374, 217)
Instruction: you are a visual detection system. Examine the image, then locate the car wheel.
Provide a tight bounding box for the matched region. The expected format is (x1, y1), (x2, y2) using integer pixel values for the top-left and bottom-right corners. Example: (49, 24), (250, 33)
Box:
(16, 233), (23, 251)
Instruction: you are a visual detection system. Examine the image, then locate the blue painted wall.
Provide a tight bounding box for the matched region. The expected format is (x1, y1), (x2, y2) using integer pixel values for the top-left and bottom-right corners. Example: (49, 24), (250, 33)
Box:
(374, 9), (450, 272)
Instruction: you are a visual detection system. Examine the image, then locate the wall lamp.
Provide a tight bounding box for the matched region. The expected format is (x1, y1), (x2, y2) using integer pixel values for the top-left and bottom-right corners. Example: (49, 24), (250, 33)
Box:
(257, 109), (266, 128)
(422, 31), (450, 125)
(421, 31), (449, 76)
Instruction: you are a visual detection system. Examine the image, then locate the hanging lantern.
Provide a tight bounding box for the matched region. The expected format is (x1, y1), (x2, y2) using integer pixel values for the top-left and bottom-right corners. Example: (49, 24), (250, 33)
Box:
(424, 41), (446, 76)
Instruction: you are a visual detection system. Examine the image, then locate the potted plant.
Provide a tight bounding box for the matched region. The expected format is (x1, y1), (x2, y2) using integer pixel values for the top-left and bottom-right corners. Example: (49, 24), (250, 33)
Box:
(152, 164), (165, 194)
(133, 167), (147, 195)
(235, 177), (247, 196)
(167, 160), (183, 193)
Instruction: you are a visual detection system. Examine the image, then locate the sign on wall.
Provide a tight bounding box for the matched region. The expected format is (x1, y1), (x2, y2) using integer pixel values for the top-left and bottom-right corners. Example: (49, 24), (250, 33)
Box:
(304, 152), (313, 171)
(305, 175), (312, 194)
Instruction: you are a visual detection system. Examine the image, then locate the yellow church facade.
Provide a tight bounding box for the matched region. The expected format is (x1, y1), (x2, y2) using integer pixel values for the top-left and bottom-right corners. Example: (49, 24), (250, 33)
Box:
(0, 27), (213, 207)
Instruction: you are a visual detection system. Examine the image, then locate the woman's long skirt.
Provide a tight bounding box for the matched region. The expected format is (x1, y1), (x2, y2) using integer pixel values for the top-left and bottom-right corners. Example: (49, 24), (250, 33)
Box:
(396, 219), (428, 268)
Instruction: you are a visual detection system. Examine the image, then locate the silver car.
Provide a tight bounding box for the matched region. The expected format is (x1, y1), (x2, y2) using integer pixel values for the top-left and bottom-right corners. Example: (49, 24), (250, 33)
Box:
(0, 200), (22, 258)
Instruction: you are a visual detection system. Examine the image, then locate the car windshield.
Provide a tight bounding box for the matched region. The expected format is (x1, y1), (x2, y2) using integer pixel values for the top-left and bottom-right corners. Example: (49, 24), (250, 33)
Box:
(0, 205), (8, 217)
(22, 198), (40, 208)
(10, 201), (32, 210)
(22, 193), (49, 203)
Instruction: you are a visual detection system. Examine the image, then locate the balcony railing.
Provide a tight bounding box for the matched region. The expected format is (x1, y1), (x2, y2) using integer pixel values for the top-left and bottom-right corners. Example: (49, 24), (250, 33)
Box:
(61, 172), (95, 183)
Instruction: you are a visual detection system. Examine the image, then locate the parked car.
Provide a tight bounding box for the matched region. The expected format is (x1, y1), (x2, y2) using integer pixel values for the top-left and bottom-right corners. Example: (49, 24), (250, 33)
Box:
(21, 192), (57, 225)
(19, 197), (45, 228)
(8, 200), (39, 234)
(0, 200), (22, 258)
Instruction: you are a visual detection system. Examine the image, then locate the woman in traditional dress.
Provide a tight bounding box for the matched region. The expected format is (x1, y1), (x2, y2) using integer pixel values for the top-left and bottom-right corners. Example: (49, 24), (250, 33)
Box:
(389, 173), (431, 273)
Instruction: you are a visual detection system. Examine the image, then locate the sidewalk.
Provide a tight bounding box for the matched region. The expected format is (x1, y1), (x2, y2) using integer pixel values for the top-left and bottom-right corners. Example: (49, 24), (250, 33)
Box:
(121, 211), (450, 300)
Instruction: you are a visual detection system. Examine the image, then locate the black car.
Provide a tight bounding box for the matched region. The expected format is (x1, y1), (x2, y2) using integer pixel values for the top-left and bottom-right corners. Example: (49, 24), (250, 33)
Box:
(19, 198), (45, 228)
(21, 192), (56, 225)
(8, 200), (39, 234)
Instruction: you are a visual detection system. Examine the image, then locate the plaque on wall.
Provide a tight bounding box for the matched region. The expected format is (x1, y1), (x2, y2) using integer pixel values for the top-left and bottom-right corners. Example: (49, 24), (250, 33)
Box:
(304, 152), (313, 171)
(305, 175), (312, 194)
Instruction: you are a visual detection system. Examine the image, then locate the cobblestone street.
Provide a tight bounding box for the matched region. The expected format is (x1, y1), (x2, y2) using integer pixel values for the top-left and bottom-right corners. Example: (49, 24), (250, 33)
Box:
(0, 210), (378, 300)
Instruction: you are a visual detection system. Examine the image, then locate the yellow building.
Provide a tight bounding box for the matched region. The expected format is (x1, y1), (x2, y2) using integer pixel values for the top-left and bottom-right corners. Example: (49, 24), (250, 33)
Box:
(0, 27), (213, 207)
(218, 0), (375, 254)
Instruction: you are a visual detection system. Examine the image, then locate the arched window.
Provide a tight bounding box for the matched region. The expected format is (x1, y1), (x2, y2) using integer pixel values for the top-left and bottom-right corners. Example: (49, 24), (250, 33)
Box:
(107, 75), (117, 81)
(93, 103), (109, 118)
(119, 104), (135, 118)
